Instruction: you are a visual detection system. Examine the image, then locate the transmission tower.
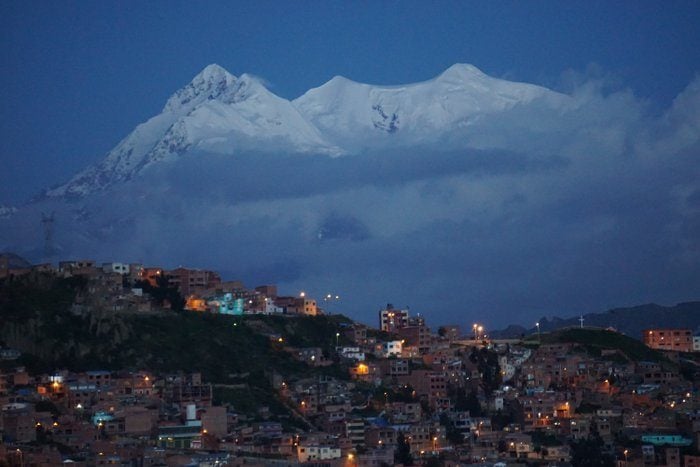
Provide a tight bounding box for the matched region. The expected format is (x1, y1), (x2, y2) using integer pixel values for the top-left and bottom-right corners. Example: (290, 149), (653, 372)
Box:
(41, 212), (55, 259)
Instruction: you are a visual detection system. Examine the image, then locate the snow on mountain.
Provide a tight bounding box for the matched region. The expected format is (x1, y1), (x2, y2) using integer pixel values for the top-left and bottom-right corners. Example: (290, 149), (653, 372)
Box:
(293, 63), (567, 150)
(169, 74), (343, 157)
(47, 64), (341, 198)
(47, 63), (568, 198)
(163, 63), (238, 113)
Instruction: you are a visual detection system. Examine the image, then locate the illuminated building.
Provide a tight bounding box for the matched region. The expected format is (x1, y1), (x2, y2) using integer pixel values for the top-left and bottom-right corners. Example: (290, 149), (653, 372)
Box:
(141, 267), (164, 287)
(379, 304), (409, 332)
(643, 329), (694, 352)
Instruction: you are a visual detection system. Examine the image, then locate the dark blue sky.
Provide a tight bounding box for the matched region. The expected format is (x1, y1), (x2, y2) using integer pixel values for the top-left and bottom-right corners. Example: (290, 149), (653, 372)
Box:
(2, 1), (700, 204)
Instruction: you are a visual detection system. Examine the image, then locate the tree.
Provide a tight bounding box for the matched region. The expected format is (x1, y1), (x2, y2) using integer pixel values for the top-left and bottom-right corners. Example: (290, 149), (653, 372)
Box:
(439, 413), (464, 446)
(135, 276), (185, 311)
(469, 347), (502, 395)
(395, 432), (413, 465)
(462, 390), (483, 417)
(570, 436), (615, 467)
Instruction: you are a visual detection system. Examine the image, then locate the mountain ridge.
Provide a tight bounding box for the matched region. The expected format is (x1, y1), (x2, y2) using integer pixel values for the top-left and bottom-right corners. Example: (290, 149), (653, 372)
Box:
(45, 63), (568, 198)
(490, 301), (700, 339)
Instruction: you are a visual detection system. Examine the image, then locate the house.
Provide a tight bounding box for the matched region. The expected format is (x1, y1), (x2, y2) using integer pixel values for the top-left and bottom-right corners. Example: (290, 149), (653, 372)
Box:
(643, 329), (694, 352)
(379, 304), (409, 332)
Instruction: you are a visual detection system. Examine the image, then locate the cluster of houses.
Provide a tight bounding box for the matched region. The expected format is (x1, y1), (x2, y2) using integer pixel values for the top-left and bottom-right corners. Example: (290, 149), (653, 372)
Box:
(1, 257), (700, 466)
(0, 256), (322, 317)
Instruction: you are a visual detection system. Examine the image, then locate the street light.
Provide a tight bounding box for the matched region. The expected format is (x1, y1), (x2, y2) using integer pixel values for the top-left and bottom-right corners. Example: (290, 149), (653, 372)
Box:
(324, 293), (341, 313)
(336, 332), (340, 348)
(624, 449), (629, 465)
(472, 323), (478, 340)
(536, 322), (541, 342)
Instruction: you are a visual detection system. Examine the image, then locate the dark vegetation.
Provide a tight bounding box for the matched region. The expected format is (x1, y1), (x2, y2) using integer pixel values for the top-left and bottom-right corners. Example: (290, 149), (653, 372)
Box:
(0, 272), (86, 321)
(0, 272), (355, 421)
(135, 275), (184, 311)
(0, 273), (351, 379)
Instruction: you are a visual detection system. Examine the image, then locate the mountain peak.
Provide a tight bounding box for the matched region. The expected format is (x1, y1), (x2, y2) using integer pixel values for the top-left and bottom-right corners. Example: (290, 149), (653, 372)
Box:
(163, 64), (238, 113)
(437, 63), (486, 81)
(197, 63), (231, 80)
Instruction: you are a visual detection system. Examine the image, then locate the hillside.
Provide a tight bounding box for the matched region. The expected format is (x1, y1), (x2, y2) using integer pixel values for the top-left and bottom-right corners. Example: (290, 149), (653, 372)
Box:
(0, 252), (32, 269)
(524, 328), (672, 365)
(0, 273), (351, 378)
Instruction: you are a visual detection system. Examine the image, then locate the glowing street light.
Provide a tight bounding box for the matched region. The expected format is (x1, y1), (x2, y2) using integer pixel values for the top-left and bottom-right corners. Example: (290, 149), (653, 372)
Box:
(323, 293), (341, 314)
(536, 322), (541, 342)
(336, 332), (340, 348)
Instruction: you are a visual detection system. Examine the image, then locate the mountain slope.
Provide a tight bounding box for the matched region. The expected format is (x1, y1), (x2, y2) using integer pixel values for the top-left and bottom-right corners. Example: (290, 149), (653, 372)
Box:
(292, 63), (568, 150)
(47, 64), (341, 198)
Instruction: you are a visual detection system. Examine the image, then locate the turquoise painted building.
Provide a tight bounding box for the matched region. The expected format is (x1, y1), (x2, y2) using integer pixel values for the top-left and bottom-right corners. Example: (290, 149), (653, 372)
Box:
(213, 293), (243, 315)
(641, 434), (692, 446)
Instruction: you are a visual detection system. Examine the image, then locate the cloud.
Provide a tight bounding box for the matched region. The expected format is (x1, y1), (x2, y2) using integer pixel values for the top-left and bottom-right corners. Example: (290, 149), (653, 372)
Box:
(2, 75), (699, 329)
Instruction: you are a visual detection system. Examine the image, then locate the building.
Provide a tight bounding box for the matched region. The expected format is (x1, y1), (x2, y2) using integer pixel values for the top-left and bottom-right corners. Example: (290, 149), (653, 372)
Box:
(643, 329), (694, 352)
(141, 267), (165, 286)
(255, 285), (278, 298)
(296, 443), (341, 462)
(379, 304), (409, 332)
(167, 267), (221, 296)
(398, 316), (432, 353)
(58, 260), (99, 278)
(1, 403), (36, 443)
(272, 296), (318, 315)
(382, 340), (403, 357)
(299, 298), (318, 316)
(102, 262), (130, 275)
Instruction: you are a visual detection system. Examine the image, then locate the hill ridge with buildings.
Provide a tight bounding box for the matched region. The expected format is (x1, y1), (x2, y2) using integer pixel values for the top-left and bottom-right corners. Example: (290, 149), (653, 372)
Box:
(2, 259), (699, 465)
(491, 301), (700, 340)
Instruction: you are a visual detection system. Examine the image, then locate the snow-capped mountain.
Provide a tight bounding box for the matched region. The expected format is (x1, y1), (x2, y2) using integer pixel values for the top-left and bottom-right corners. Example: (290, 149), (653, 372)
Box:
(47, 64), (341, 198)
(292, 63), (567, 150)
(47, 63), (567, 198)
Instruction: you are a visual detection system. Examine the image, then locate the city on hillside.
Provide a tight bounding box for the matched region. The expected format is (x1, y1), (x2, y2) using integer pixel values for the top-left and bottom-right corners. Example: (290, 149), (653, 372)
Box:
(1, 256), (700, 466)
